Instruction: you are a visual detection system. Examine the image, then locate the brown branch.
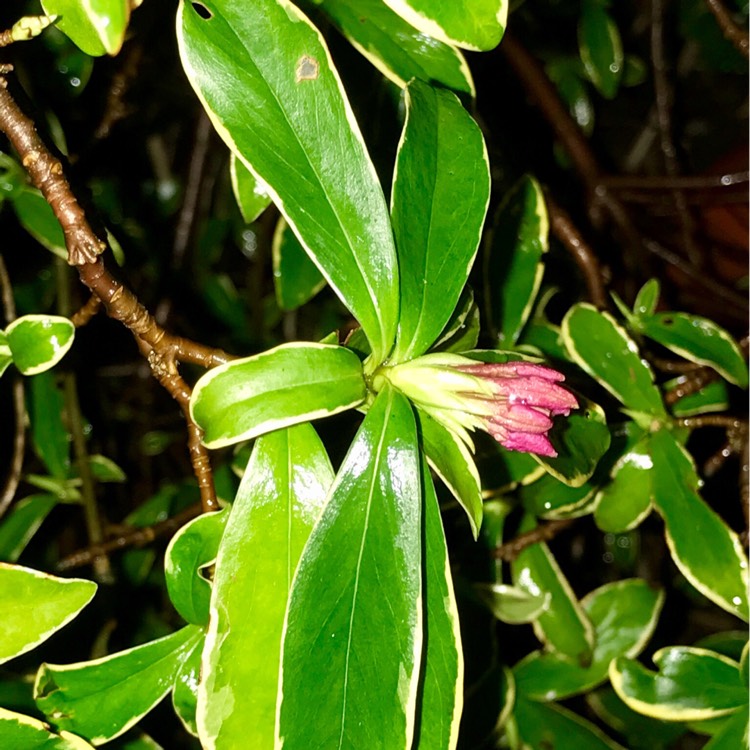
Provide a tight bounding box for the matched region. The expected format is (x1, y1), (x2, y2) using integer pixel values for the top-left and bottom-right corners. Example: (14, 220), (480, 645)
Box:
(677, 415), (745, 430)
(600, 172), (749, 191)
(546, 195), (608, 309)
(56, 503), (202, 572)
(704, 0), (749, 58)
(70, 294), (101, 327)
(493, 518), (575, 562)
(664, 368), (719, 405)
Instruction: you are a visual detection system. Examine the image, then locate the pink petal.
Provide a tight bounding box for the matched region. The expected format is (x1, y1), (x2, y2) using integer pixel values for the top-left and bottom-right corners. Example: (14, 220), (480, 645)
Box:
(500, 431), (558, 457)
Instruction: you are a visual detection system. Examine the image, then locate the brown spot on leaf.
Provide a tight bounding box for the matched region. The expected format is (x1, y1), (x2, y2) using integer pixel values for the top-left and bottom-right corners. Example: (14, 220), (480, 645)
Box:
(295, 55), (319, 82)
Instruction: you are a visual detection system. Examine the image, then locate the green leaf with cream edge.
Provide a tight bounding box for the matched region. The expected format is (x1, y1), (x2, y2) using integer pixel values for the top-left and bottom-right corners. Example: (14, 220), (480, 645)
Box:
(41, 0), (131, 56)
(277, 385), (422, 748)
(189, 343), (366, 449)
(0, 708), (95, 750)
(178, 0), (399, 363)
(4, 315), (75, 376)
(230, 154), (271, 224)
(390, 79), (490, 362)
(382, 0), (508, 51)
(197, 424), (332, 749)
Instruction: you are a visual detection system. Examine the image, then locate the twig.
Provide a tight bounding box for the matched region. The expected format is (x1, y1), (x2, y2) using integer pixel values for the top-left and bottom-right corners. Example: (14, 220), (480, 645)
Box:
(56, 503), (202, 572)
(704, 0), (749, 59)
(70, 294), (101, 327)
(664, 368), (718, 405)
(600, 172), (749, 191)
(677, 415), (745, 430)
(493, 518), (575, 562)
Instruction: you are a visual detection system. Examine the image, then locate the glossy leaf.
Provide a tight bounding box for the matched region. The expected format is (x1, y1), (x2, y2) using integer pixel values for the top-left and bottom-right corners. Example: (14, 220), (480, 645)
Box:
(485, 176), (548, 346)
(198, 423), (333, 748)
(6, 315), (75, 376)
(178, 0), (399, 361)
(633, 279), (660, 318)
(172, 635), (203, 737)
(704, 706), (749, 750)
(562, 303), (666, 417)
(391, 79), (489, 361)
(532, 394), (610, 487)
(41, 0), (130, 56)
(11, 187), (67, 259)
(650, 429), (749, 621)
(164, 508), (229, 626)
(190, 343), (366, 449)
(230, 153), (272, 224)
(578, 0), (623, 99)
(413, 460), (462, 750)
(417, 407), (482, 538)
(0, 494), (57, 562)
(511, 514), (594, 663)
(272, 216), (326, 311)
(635, 312), (748, 388)
(430, 287), (477, 352)
(35, 625), (203, 744)
(610, 647), (747, 721)
(317, 0), (473, 96)
(476, 583), (551, 625)
(514, 696), (625, 750)
(0, 564), (96, 665)
(278, 385), (422, 749)
(382, 0), (507, 51)
(28, 372), (70, 480)
(594, 437), (653, 533)
(514, 580), (664, 701)
(0, 707), (94, 750)
(668, 376), (729, 417)
(520, 471), (597, 520)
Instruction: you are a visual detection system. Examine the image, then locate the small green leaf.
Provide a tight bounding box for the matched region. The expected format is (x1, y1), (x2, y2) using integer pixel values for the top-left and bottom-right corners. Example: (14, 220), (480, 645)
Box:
(197, 424), (332, 748)
(633, 279), (660, 318)
(520, 471), (597, 519)
(391, 79), (489, 361)
(230, 153), (272, 223)
(650, 429), (749, 621)
(0, 494), (57, 562)
(11, 187), (67, 259)
(317, 0), (474, 96)
(178, 0), (399, 361)
(476, 583), (551, 624)
(164, 508), (229, 626)
(578, 0), (623, 99)
(511, 514), (594, 662)
(190, 343), (366, 449)
(278, 385), (422, 749)
(0, 563), (96, 665)
(636, 312), (748, 388)
(0, 707), (95, 749)
(485, 176), (548, 346)
(35, 625), (203, 744)
(272, 216), (326, 311)
(382, 0), (508, 51)
(172, 635), (203, 737)
(88, 455), (126, 483)
(610, 647), (747, 722)
(514, 579), (664, 701)
(6, 315), (75, 376)
(547, 60), (595, 135)
(563, 303), (666, 417)
(41, 0), (130, 56)
(28, 371), (70, 480)
(417, 406), (482, 538)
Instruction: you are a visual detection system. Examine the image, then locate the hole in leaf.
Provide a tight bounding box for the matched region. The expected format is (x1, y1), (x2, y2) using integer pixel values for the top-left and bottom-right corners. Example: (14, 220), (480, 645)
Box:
(192, 2), (212, 19)
(662, 316), (674, 326)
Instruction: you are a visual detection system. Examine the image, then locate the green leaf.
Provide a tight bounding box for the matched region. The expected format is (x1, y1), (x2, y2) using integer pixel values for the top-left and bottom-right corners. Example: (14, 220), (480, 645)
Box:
(520, 470), (597, 520)
(272, 216), (326, 311)
(190, 342), (366, 449)
(594, 437), (653, 533)
(547, 60), (595, 136)
(6, 315), (75, 376)
(514, 696), (625, 750)
(667, 377), (729, 417)
(562, 303), (666, 417)
(230, 153), (271, 224)
(430, 287), (477, 352)
(28, 372), (70, 480)
(178, 0), (399, 361)
(610, 646), (748, 722)
(413, 459), (463, 749)
(88, 455), (126, 483)
(578, 0), (623, 99)
(35, 625), (203, 744)
(382, 0), (508, 51)
(0, 563), (96, 665)
(510, 514), (594, 662)
(650, 429), (749, 621)
(41, 0), (130, 56)
(172, 635), (203, 737)
(635, 312), (748, 388)
(278, 385), (422, 748)
(475, 583), (551, 624)
(0, 494), (57, 562)
(164, 508), (229, 626)
(703, 705), (749, 750)
(0, 707), (94, 750)
(390, 79), (489, 361)
(416, 407), (482, 538)
(11, 187), (67, 259)
(484, 176), (548, 346)
(317, 0), (474, 96)
(514, 579), (664, 701)
(532, 394), (610, 487)
(197, 423), (332, 748)
(633, 279), (660, 318)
